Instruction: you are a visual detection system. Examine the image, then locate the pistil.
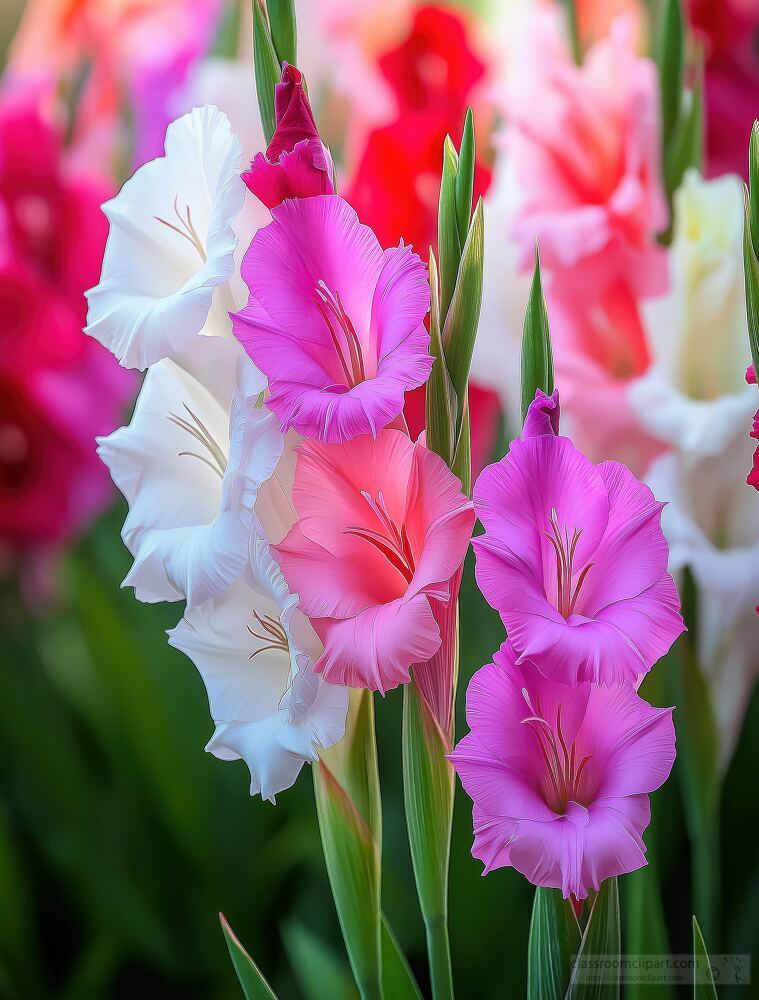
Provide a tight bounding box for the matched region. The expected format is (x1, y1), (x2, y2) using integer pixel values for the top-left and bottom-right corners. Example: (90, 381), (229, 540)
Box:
(313, 280), (366, 388)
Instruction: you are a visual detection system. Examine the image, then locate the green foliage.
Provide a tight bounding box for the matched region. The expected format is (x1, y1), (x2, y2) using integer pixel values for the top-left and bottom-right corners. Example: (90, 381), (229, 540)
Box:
(744, 121), (759, 375)
(253, 1), (281, 144)
(221, 913), (277, 999)
(267, 0), (297, 68)
(527, 888), (581, 1000)
(566, 878), (621, 999)
(692, 917), (718, 1000)
(520, 249), (554, 423)
(656, 0), (685, 155)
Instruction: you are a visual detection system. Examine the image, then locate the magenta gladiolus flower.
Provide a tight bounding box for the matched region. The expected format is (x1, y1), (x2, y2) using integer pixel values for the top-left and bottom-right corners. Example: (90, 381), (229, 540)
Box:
(242, 63), (334, 209)
(450, 642), (676, 899)
(274, 430), (474, 693)
(522, 388), (560, 438)
(746, 364), (759, 492)
(473, 395), (684, 685)
(232, 195), (432, 443)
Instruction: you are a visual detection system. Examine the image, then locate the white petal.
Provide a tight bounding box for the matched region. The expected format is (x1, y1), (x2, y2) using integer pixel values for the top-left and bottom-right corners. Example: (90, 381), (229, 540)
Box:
(168, 550), (348, 801)
(98, 338), (277, 606)
(85, 106), (245, 370)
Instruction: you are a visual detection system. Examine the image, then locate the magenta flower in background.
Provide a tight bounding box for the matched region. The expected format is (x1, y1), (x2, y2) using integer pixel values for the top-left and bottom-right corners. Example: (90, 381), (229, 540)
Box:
(274, 430), (474, 693)
(450, 641), (676, 899)
(0, 103), (133, 565)
(243, 63), (335, 210)
(747, 364), (759, 492)
(473, 391), (684, 685)
(232, 195), (432, 443)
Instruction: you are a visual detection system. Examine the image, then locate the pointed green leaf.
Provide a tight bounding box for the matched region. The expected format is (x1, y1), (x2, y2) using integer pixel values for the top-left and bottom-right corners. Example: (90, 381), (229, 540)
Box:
(282, 921), (357, 1000)
(520, 248), (554, 422)
(314, 690), (382, 1000)
(381, 915), (424, 1000)
(566, 878), (621, 999)
(220, 913), (277, 1000)
(253, 1), (281, 144)
(748, 120), (759, 251)
(454, 109), (475, 246)
(438, 136), (461, 323)
(563, 0), (582, 65)
(441, 198), (484, 415)
(744, 121), (759, 375)
(425, 251), (456, 466)
(624, 864), (674, 1000)
(527, 888), (581, 1000)
(656, 0), (685, 153)
(451, 393), (472, 497)
(692, 917), (718, 1000)
(665, 82), (704, 204)
(268, 0), (297, 68)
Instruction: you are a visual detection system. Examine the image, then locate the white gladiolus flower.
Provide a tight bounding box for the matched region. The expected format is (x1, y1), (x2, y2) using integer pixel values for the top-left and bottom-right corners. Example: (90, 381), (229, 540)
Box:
(630, 170), (755, 459)
(647, 440), (759, 770)
(168, 524), (348, 801)
(97, 336), (272, 606)
(85, 105), (245, 370)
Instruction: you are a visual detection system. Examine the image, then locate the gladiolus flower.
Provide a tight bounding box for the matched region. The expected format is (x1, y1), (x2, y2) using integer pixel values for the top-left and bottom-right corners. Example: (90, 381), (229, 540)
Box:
(450, 641), (676, 899)
(232, 195), (432, 443)
(747, 364), (759, 491)
(242, 63), (334, 210)
(473, 397), (684, 684)
(86, 105), (245, 370)
(522, 388), (560, 437)
(274, 430), (475, 693)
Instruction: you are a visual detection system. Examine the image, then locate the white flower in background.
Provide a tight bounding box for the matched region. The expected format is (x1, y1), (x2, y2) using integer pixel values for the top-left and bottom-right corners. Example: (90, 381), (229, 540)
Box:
(630, 170), (755, 458)
(169, 524), (348, 801)
(647, 440), (759, 770)
(85, 105), (245, 369)
(98, 336), (271, 606)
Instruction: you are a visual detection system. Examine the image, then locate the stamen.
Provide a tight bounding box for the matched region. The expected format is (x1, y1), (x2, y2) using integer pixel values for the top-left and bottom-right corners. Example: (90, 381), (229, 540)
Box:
(313, 280), (366, 388)
(168, 403), (227, 479)
(521, 691), (593, 813)
(542, 507), (593, 618)
(247, 609), (289, 660)
(344, 490), (415, 584)
(154, 195), (207, 262)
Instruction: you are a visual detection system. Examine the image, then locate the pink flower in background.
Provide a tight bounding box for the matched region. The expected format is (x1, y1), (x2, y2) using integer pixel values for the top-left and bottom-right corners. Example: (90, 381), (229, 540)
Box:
(0, 104), (132, 558)
(450, 642), (676, 899)
(243, 63), (335, 210)
(505, 14), (667, 308)
(473, 395), (684, 684)
(232, 195), (432, 443)
(275, 430), (474, 693)
(747, 364), (759, 491)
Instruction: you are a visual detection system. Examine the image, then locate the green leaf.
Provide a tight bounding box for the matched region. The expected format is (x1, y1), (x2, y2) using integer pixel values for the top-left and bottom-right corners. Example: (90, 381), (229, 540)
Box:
(282, 921), (357, 1000)
(220, 913), (277, 999)
(520, 248), (554, 422)
(744, 121), (759, 375)
(441, 198), (484, 417)
(692, 917), (718, 1000)
(665, 82), (703, 205)
(437, 136), (461, 323)
(656, 0), (685, 153)
(425, 251), (456, 466)
(454, 109), (475, 247)
(451, 393), (472, 497)
(313, 690), (382, 1000)
(526, 888), (581, 1000)
(267, 0), (297, 68)
(402, 682), (455, 1000)
(563, 0), (582, 65)
(624, 864), (674, 1000)
(566, 878), (621, 999)
(381, 915), (424, 1000)
(253, 1), (281, 144)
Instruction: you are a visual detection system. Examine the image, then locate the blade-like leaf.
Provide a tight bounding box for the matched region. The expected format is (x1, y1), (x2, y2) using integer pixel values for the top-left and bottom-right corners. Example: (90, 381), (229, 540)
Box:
(268, 0), (297, 68)
(656, 0), (684, 153)
(220, 913), (277, 1000)
(563, 0), (582, 65)
(624, 864), (674, 1000)
(527, 888), (581, 1000)
(438, 136), (461, 323)
(314, 690), (382, 1000)
(748, 120), (759, 252)
(381, 915), (424, 1000)
(402, 681), (455, 1000)
(566, 878), (621, 999)
(744, 121), (759, 374)
(520, 248), (554, 422)
(665, 81), (703, 205)
(425, 250), (456, 466)
(282, 921), (357, 1000)
(692, 917), (718, 1000)
(253, 1), (281, 144)
(441, 198), (484, 415)
(454, 109), (475, 247)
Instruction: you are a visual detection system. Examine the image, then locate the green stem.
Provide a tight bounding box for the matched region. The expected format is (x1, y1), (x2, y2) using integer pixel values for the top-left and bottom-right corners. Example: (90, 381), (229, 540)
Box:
(425, 914), (454, 1000)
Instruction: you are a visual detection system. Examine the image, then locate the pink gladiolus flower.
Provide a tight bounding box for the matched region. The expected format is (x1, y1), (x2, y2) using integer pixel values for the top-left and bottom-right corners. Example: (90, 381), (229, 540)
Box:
(232, 195), (432, 443)
(473, 396), (684, 684)
(747, 364), (759, 491)
(274, 430), (475, 693)
(242, 63), (335, 210)
(505, 14), (667, 307)
(450, 641), (676, 899)
(522, 388), (560, 438)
